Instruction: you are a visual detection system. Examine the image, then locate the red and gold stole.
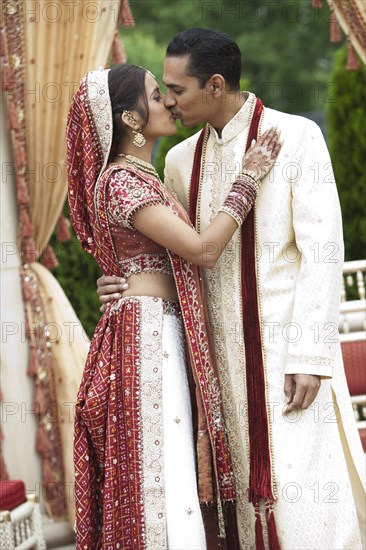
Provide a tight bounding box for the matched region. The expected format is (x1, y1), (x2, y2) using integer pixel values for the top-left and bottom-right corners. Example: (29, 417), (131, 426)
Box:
(189, 99), (281, 550)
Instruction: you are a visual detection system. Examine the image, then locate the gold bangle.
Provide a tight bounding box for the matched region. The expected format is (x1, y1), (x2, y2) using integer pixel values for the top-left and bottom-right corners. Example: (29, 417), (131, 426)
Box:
(241, 169), (260, 186)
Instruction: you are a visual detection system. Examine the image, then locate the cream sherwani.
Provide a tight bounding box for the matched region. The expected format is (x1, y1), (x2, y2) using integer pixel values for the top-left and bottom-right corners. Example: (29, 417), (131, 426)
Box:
(164, 93), (366, 550)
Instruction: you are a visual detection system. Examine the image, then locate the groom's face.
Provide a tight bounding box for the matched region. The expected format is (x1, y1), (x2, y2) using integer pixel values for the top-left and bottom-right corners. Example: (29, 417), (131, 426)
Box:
(163, 56), (214, 127)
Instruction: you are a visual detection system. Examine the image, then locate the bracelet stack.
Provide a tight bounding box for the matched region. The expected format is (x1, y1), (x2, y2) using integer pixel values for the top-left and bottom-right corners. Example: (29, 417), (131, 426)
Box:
(218, 173), (260, 228)
(241, 169), (260, 189)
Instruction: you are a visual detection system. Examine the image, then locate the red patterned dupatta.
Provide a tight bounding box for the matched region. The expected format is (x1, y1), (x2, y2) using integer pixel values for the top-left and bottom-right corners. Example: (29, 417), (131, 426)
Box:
(67, 70), (236, 548)
(189, 100), (281, 550)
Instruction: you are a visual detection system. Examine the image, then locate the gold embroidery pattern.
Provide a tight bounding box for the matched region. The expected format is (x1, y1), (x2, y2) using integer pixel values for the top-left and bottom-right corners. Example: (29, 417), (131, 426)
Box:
(287, 354), (334, 367)
(107, 172), (165, 231)
(139, 297), (167, 548)
(118, 253), (172, 278)
(87, 70), (112, 160)
(198, 97), (258, 547)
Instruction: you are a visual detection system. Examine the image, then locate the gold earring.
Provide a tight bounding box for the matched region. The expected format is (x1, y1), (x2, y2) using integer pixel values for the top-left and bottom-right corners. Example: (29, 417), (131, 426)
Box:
(132, 128), (146, 148)
(123, 110), (146, 148)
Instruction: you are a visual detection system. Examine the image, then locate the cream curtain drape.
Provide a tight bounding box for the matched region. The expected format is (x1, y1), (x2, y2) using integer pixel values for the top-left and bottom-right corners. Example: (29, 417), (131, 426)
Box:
(24, 0), (125, 252)
(31, 262), (90, 523)
(1, 0), (134, 525)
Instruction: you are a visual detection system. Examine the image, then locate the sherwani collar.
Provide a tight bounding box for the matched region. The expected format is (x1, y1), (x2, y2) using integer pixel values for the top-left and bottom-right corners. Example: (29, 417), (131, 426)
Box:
(208, 91), (256, 144)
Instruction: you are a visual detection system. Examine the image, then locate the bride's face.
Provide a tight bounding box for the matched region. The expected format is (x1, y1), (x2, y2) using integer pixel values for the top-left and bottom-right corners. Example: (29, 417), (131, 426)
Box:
(133, 73), (177, 140)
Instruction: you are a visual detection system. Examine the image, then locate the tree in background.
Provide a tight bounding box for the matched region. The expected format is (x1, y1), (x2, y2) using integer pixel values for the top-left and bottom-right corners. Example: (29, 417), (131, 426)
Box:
(326, 45), (366, 260)
(50, 207), (102, 338)
(122, 31), (166, 83)
(123, 0), (338, 114)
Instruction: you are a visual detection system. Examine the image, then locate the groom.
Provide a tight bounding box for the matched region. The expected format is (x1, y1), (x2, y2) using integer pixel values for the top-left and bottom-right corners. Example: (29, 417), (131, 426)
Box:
(96, 28), (365, 549)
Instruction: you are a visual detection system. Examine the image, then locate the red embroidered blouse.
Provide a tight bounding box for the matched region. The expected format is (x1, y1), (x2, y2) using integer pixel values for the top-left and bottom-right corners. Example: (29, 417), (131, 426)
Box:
(106, 166), (173, 278)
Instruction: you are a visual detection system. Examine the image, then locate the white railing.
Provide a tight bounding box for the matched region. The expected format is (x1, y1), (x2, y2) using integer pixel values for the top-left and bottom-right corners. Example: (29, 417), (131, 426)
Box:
(340, 260), (366, 333)
(341, 259), (366, 301)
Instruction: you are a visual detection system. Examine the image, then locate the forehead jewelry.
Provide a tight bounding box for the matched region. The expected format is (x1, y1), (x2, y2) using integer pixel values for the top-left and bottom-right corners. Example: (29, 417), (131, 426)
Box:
(137, 65), (156, 79)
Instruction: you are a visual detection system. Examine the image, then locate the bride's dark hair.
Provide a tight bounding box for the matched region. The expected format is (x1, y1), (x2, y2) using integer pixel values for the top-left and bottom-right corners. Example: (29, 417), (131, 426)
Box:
(108, 64), (149, 159)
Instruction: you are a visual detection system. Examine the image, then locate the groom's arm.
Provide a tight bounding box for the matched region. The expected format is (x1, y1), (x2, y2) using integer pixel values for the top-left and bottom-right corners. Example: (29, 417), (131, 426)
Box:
(283, 119), (344, 413)
(97, 276), (129, 313)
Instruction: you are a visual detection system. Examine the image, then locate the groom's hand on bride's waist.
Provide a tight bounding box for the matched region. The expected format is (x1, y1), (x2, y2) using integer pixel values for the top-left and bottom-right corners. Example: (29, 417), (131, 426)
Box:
(97, 275), (129, 313)
(96, 277), (322, 415)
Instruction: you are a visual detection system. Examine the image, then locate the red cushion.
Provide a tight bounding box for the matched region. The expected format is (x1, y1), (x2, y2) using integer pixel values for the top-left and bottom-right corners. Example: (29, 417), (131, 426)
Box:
(0, 480), (26, 511)
(341, 340), (366, 396)
(359, 428), (366, 453)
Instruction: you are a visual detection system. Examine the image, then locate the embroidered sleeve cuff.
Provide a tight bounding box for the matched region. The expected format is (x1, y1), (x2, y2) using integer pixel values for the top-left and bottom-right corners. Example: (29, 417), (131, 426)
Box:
(285, 354), (334, 379)
(126, 198), (165, 230)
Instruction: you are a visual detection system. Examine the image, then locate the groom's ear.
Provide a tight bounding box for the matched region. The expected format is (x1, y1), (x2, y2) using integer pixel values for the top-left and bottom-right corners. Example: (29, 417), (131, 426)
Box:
(206, 74), (225, 97)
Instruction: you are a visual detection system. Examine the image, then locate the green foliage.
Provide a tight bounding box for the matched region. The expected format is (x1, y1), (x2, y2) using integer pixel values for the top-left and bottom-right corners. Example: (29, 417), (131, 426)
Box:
(123, 0), (338, 113)
(50, 205), (102, 339)
(326, 45), (366, 260)
(122, 30), (166, 86)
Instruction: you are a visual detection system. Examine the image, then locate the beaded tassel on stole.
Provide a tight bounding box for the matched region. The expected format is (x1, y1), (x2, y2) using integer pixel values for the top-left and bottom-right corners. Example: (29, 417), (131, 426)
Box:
(266, 501), (281, 550)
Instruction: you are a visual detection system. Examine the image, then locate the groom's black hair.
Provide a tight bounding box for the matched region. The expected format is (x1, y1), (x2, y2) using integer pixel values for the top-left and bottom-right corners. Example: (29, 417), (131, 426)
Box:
(166, 28), (241, 90)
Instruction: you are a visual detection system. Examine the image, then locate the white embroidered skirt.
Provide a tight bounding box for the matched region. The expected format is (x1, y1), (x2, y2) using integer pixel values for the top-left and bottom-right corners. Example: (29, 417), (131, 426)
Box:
(136, 296), (206, 550)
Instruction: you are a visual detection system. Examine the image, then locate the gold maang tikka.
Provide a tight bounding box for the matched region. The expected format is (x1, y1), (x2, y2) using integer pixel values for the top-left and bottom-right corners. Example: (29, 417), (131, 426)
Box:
(123, 110), (146, 148)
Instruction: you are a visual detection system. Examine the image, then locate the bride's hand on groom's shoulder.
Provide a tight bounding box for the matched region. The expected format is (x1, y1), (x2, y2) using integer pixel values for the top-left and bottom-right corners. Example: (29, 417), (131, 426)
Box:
(242, 127), (283, 183)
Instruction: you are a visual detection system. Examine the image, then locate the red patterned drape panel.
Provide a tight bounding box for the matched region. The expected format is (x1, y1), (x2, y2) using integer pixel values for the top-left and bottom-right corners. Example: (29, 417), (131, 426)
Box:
(313, 0), (366, 68)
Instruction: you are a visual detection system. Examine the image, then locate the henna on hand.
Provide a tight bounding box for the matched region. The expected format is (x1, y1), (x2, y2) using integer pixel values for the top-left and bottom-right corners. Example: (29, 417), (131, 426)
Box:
(242, 127), (282, 182)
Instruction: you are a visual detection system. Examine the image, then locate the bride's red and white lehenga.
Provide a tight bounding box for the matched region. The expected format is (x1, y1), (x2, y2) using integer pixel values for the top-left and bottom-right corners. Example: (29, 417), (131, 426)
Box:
(67, 70), (238, 549)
